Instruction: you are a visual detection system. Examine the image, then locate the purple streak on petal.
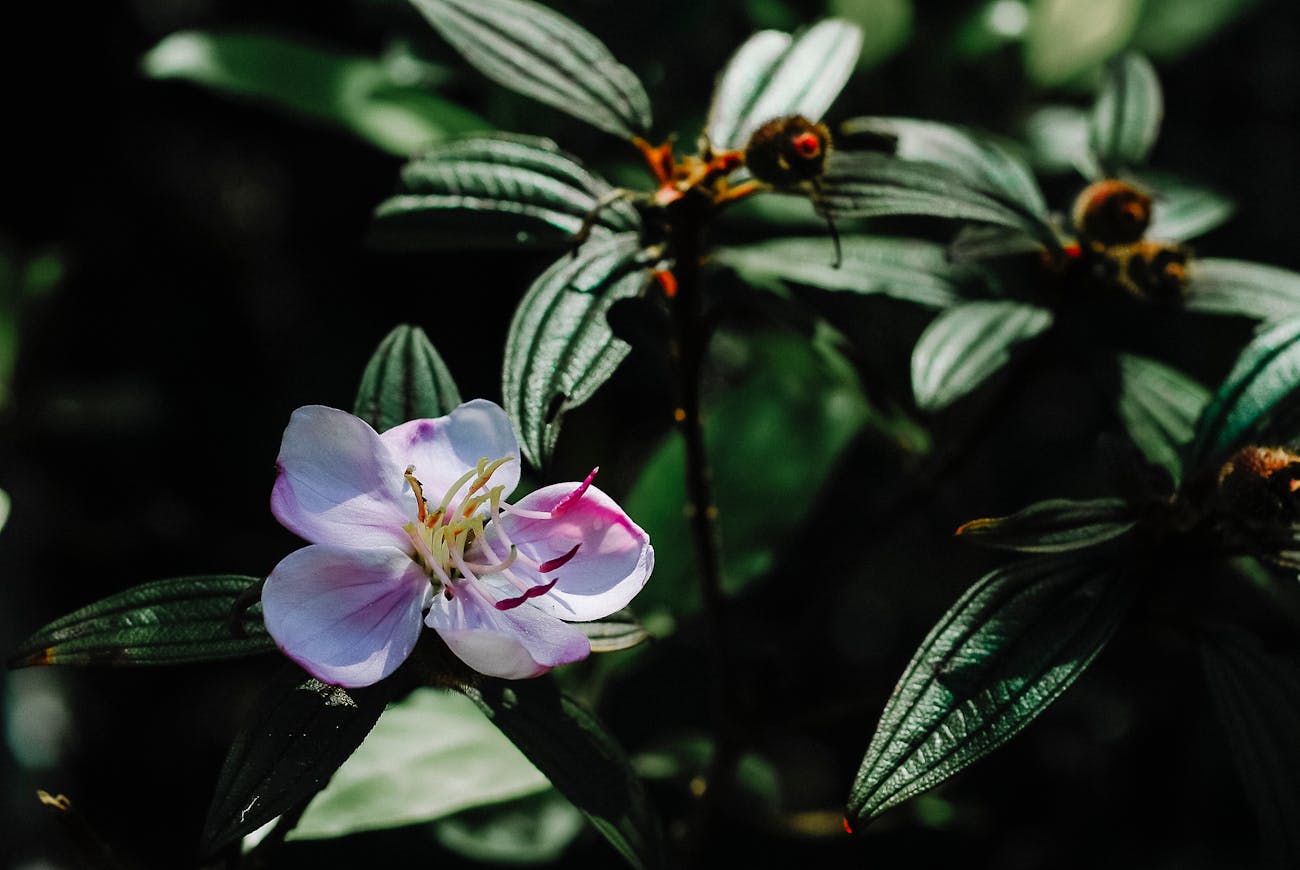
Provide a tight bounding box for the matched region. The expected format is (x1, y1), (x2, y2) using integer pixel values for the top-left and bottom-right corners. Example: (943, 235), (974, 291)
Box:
(262, 544), (431, 688)
(493, 577), (559, 611)
(553, 467), (598, 516)
(380, 400), (521, 504)
(271, 405), (411, 549)
(537, 543), (581, 573)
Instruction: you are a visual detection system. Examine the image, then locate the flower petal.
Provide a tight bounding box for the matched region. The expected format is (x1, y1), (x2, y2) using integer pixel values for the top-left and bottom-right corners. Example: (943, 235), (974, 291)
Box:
(381, 399), (521, 504)
(271, 405), (411, 549)
(262, 544), (431, 688)
(484, 482), (653, 622)
(425, 583), (590, 679)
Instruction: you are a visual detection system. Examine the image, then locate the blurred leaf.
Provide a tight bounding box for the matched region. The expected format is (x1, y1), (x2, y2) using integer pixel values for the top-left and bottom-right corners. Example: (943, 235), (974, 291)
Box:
(434, 789), (585, 865)
(948, 225), (1047, 262)
(707, 19), (863, 151)
(1116, 353), (1209, 484)
(1022, 105), (1099, 177)
(1140, 172), (1235, 242)
(1200, 625), (1300, 870)
(827, 0), (913, 69)
(956, 498), (1136, 553)
(1185, 259), (1300, 323)
(1089, 53), (1163, 172)
(954, 0), (1032, 58)
(409, 0), (651, 139)
(1024, 0), (1142, 87)
(9, 576), (272, 668)
(575, 609), (651, 653)
(0, 487), (8, 535)
(911, 300), (1053, 411)
(291, 688), (549, 839)
(846, 556), (1133, 826)
(463, 678), (666, 870)
(503, 233), (650, 467)
(632, 734), (782, 819)
(1134, 0), (1261, 59)
(373, 135), (638, 249)
(143, 31), (487, 155)
(203, 669), (394, 855)
(354, 324), (461, 432)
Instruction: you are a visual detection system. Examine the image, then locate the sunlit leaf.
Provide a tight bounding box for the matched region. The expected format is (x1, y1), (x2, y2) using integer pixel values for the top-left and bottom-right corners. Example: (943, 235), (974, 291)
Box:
(1022, 105), (1099, 177)
(410, 0), (651, 139)
(1185, 259), (1300, 323)
(1141, 172), (1235, 242)
(1024, 0), (1142, 87)
(9, 576), (272, 668)
(956, 498), (1136, 553)
(827, 0), (913, 69)
(503, 233), (650, 467)
(354, 324), (461, 432)
(1116, 353), (1209, 484)
(707, 19), (863, 151)
(1089, 53), (1163, 172)
(373, 135), (638, 249)
(143, 31), (487, 155)
(846, 555), (1133, 825)
(434, 789), (586, 865)
(575, 609), (651, 653)
(911, 300), (1053, 411)
(1134, 0), (1261, 60)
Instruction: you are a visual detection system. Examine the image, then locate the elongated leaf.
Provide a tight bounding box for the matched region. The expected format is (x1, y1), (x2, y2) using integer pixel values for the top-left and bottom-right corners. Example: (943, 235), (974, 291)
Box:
(1200, 626), (1300, 870)
(434, 789), (585, 864)
(374, 135), (638, 249)
(956, 498), (1136, 553)
(463, 678), (666, 870)
(846, 556), (1134, 825)
(714, 236), (984, 308)
(1116, 353), (1209, 483)
(1185, 259), (1300, 323)
(1089, 53), (1163, 172)
(707, 19), (863, 151)
(143, 31), (487, 155)
(410, 0), (651, 139)
(9, 576), (271, 668)
(948, 225), (1048, 262)
(202, 667), (394, 855)
(575, 609), (651, 653)
(503, 233), (650, 466)
(911, 301), (1053, 411)
(1024, 0), (1141, 88)
(354, 324), (461, 431)
(1142, 173), (1235, 242)
(1023, 105), (1098, 177)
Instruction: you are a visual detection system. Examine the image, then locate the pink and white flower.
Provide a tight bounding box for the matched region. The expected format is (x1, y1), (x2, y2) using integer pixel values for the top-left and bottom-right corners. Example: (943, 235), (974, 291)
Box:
(261, 400), (653, 687)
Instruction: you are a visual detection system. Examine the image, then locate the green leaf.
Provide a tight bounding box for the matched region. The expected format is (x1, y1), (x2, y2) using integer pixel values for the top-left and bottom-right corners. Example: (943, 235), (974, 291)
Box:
(1199, 626), (1300, 870)
(434, 789), (586, 865)
(714, 235), (982, 308)
(291, 688), (550, 839)
(575, 609), (651, 654)
(826, 0), (913, 69)
(373, 134), (639, 249)
(142, 31), (488, 156)
(1023, 105), (1098, 177)
(503, 233), (650, 467)
(353, 324), (461, 432)
(9, 575), (272, 668)
(1089, 53), (1163, 173)
(409, 0), (651, 139)
(1116, 352), (1209, 484)
(956, 498), (1136, 553)
(1141, 173), (1235, 242)
(706, 19), (863, 151)
(463, 678), (666, 870)
(1185, 259), (1300, 323)
(1024, 0), (1142, 88)
(1134, 0), (1261, 60)
(846, 555), (1134, 826)
(202, 668), (394, 856)
(911, 300), (1053, 411)
(948, 225), (1049, 262)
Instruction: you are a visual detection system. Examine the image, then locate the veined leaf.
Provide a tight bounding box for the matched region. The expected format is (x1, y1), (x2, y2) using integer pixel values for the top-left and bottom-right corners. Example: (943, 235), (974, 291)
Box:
(846, 556), (1134, 826)
(575, 609), (651, 653)
(1089, 53), (1163, 173)
(433, 789), (585, 865)
(707, 19), (862, 152)
(1142, 173), (1235, 242)
(948, 225), (1048, 262)
(1185, 259), (1300, 323)
(463, 678), (666, 870)
(911, 300), (1053, 411)
(374, 135), (638, 249)
(1116, 353), (1209, 484)
(503, 233), (650, 467)
(410, 0), (651, 139)
(354, 324), (461, 432)
(143, 31), (488, 155)
(9, 575), (272, 668)
(956, 498), (1136, 554)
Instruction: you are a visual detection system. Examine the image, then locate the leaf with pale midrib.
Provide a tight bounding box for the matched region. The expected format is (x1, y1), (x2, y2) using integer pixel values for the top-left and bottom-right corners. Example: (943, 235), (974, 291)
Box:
(354, 324), (461, 431)
(1089, 53), (1163, 173)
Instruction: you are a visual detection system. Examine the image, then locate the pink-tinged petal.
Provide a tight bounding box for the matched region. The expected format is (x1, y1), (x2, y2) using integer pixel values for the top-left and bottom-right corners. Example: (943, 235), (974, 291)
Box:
(271, 405), (411, 549)
(484, 483), (653, 622)
(380, 399), (521, 503)
(425, 583), (590, 679)
(262, 544), (431, 688)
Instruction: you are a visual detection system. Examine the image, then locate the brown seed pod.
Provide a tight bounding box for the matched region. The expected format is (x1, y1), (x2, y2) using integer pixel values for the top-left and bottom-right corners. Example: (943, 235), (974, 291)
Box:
(1072, 179), (1153, 247)
(743, 116), (832, 187)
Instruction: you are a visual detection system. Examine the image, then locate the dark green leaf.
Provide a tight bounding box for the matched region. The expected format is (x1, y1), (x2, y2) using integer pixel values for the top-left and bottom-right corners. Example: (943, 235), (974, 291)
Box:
(9, 575), (271, 668)
(503, 233), (650, 466)
(1116, 352), (1209, 484)
(463, 678), (666, 870)
(911, 300), (1053, 411)
(1134, 0), (1261, 60)
(1185, 259), (1300, 322)
(433, 790), (585, 865)
(948, 225), (1048, 262)
(409, 0), (651, 139)
(373, 135), (638, 249)
(575, 609), (651, 653)
(1199, 625), (1300, 870)
(707, 19), (863, 151)
(353, 324), (461, 431)
(956, 498), (1136, 553)
(1141, 172), (1235, 242)
(142, 31), (488, 155)
(846, 556), (1134, 826)
(1089, 53), (1163, 173)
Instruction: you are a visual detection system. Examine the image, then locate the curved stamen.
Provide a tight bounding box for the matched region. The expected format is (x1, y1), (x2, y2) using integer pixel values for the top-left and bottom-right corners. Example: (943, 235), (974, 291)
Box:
(404, 466), (429, 523)
(494, 577), (559, 611)
(538, 543), (581, 573)
(554, 468), (598, 516)
(464, 544), (519, 575)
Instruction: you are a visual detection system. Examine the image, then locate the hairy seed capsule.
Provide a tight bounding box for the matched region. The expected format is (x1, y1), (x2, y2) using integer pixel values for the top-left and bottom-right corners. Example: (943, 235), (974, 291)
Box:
(1072, 179), (1153, 247)
(744, 116), (832, 187)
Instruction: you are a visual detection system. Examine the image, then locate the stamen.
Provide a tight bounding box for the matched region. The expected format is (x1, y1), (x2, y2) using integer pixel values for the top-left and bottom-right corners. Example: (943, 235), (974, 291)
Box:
(493, 577), (559, 611)
(464, 545), (519, 575)
(436, 465), (483, 518)
(554, 468), (598, 516)
(538, 543), (581, 573)
(404, 466), (428, 523)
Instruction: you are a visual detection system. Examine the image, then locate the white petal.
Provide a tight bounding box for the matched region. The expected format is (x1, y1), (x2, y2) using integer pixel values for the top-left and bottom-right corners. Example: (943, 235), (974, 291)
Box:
(381, 399), (521, 505)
